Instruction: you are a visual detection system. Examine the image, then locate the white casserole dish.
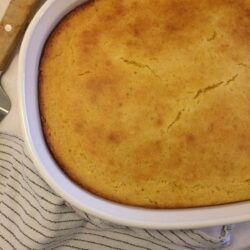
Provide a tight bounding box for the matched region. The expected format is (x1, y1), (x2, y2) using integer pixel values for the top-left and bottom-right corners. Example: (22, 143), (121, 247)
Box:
(19, 0), (250, 229)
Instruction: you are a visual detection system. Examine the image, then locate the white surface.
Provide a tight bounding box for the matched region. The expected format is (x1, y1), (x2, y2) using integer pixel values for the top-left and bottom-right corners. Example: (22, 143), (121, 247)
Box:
(18, 0), (250, 230)
(0, 0), (10, 21)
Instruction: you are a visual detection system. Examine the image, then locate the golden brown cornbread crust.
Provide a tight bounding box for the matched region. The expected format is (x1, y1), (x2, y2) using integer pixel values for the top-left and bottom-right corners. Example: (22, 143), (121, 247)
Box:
(39, 0), (250, 208)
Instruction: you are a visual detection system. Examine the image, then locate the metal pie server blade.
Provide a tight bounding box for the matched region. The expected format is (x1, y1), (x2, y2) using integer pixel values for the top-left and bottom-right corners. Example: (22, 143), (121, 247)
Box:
(0, 74), (11, 121)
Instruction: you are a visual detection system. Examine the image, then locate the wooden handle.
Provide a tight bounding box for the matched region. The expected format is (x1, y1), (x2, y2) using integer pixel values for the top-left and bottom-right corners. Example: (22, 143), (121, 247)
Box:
(0, 0), (40, 72)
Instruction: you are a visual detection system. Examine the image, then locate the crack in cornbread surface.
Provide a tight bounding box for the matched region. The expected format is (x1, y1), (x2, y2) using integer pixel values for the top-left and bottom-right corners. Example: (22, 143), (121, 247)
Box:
(39, 0), (250, 208)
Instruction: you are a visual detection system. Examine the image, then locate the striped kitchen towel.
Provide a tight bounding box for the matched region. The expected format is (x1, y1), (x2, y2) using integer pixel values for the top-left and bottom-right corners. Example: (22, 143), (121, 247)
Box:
(0, 131), (233, 250)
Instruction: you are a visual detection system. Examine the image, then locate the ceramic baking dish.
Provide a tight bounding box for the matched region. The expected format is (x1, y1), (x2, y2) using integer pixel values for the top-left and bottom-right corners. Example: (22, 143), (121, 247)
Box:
(19, 0), (250, 229)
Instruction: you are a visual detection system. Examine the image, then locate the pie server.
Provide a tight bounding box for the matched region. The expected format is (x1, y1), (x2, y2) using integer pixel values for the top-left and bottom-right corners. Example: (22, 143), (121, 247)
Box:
(0, 0), (40, 121)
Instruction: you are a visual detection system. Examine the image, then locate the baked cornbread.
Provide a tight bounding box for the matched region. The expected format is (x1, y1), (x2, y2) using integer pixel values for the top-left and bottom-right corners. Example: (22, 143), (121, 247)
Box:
(39, 0), (250, 208)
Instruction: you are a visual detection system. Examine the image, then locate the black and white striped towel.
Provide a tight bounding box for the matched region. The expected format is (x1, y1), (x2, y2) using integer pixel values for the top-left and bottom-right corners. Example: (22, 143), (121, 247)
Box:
(0, 55), (249, 250)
